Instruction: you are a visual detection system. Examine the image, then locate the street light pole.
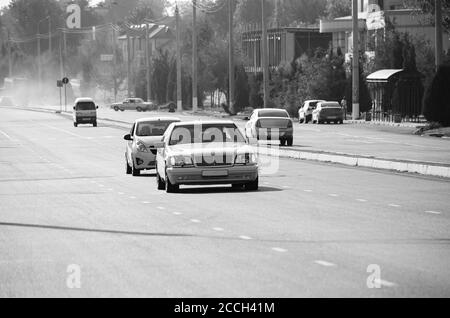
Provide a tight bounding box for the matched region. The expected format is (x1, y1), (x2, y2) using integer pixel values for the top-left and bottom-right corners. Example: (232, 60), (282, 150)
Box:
(435, 0), (443, 70)
(261, 0), (269, 108)
(228, 0), (235, 114)
(192, 0), (198, 112)
(352, 0), (360, 120)
(176, 5), (183, 112)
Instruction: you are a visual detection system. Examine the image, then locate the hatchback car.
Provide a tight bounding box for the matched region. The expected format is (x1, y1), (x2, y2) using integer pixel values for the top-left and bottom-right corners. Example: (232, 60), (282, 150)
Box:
(244, 108), (293, 146)
(312, 101), (344, 124)
(124, 117), (180, 176)
(155, 120), (259, 193)
(299, 100), (325, 123)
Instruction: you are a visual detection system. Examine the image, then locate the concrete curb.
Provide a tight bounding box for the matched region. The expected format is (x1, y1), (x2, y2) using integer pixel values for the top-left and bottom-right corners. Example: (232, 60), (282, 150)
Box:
(257, 147), (450, 179)
(4, 105), (449, 179)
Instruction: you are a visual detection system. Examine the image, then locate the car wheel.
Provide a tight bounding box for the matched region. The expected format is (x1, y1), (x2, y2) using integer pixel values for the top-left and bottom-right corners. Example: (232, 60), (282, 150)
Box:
(165, 172), (179, 193)
(156, 171), (165, 190)
(287, 136), (293, 147)
(136, 107), (142, 112)
(245, 177), (259, 191)
(232, 184), (244, 190)
(132, 164), (140, 176)
(114, 106), (119, 111)
(126, 158), (132, 175)
(74, 122), (78, 127)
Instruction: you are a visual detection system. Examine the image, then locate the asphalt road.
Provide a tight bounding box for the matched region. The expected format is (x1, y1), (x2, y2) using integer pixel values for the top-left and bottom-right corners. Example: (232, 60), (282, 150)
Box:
(0, 107), (449, 297)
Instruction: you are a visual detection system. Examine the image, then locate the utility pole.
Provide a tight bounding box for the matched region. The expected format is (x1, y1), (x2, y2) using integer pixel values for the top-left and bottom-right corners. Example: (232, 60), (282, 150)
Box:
(192, 0), (198, 112)
(7, 29), (12, 77)
(435, 0), (443, 70)
(48, 17), (52, 54)
(37, 34), (41, 92)
(261, 0), (269, 108)
(145, 23), (151, 103)
(352, 0), (360, 120)
(127, 32), (132, 98)
(228, 0), (235, 114)
(176, 5), (182, 112)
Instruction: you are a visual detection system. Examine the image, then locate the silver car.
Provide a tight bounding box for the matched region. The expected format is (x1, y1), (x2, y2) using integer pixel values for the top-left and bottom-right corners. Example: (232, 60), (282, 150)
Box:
(124, 117), (180, 176)
(155, 121), (259, 193)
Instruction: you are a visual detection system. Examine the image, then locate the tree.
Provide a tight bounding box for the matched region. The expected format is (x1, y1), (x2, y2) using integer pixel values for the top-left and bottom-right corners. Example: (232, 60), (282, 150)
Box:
(324, 0), (351, 19)
(423, 65), (450, 126)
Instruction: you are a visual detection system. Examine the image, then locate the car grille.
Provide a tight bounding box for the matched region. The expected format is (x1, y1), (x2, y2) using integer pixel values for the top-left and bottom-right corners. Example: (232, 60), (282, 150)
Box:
(194, 154), (234, 167)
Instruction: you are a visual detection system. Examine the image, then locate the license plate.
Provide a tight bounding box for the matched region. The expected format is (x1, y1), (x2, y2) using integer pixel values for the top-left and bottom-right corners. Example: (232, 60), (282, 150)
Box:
(202, 170), (229, 177)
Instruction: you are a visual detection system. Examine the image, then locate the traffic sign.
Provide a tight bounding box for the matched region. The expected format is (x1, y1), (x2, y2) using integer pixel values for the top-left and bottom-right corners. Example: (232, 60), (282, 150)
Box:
(62, 77), (69, 85)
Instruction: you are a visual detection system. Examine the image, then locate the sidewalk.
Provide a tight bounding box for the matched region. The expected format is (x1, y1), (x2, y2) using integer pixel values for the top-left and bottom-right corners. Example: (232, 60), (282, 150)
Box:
(5, 104), (450, 178)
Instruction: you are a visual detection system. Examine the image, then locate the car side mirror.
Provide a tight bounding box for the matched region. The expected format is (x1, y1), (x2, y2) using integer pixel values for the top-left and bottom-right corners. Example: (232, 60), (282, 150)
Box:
(124, 134), (132, 141)
(154, 142), (165, 149)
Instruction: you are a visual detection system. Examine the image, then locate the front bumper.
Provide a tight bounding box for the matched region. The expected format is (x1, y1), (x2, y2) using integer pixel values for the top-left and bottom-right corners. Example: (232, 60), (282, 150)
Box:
(133, 151), (157, 170)
(166, 165), (258, 185)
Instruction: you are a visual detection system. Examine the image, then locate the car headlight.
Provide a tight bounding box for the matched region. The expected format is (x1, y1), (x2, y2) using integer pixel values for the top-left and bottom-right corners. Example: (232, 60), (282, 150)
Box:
(136, 140), (149, 153)
(168, 155), (194, 167)
(235, 153), (257, 165)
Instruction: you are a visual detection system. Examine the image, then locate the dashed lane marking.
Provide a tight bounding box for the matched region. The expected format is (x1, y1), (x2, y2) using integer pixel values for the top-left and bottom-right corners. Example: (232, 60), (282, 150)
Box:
(374, 279), (397, 287)
(425, 210), (442, 215)
(314, 260), (336, 267)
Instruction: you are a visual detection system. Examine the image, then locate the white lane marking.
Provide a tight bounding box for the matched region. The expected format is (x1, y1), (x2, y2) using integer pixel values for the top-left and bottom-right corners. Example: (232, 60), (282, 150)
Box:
(374, 279), (397, 287)
(173, 212), (182, 215)
(213, 227), (224, 232)
(0, 129), (13, 140)
(329, 194), (339, 197)
(388, 204), (401, 208)
(314, 260), (336, 267)
(190, 219), (201, 223)
(239, 235), (252, 240)
(272, 247), (288, 253)
(425, 210), (442, 215)
(157, 206), (165, 210)
(356, 199), (367, 202)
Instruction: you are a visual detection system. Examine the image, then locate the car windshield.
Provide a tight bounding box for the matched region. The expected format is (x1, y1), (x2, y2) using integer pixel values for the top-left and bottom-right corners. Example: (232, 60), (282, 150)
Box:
(136, 121), (175, 137)
(169, 124), (246, 145)
(76, 102), (95, 110)
(258, 110), (289, 118)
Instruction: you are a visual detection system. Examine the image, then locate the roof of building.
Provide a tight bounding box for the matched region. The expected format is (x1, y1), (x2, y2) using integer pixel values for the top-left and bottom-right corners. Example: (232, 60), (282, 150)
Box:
(367, 69), (403, 82)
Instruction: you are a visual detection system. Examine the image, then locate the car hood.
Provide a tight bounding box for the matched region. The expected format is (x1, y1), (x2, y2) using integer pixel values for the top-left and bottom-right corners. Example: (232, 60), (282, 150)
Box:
(167, 142), (254, 156)
(135, 136), (163, 146)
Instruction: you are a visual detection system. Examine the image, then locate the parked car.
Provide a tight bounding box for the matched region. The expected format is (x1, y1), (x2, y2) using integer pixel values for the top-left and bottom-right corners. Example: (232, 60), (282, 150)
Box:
(299, 100), (325, 123)
(244, 108), (293, 146)
(111, 98), (156, 112)
(312, 101), (344, 124)
(155, 120), (259, 193)
(73, 97), (98, 127)
(123, 117), (181, 176)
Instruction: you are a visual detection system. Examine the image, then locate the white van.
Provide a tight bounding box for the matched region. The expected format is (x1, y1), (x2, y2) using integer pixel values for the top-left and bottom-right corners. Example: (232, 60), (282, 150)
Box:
(73, 97), (98, 127)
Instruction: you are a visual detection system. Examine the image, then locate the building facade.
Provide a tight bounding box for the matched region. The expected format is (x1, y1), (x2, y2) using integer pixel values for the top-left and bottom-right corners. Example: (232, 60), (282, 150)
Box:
(320, 0), (450, 56)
